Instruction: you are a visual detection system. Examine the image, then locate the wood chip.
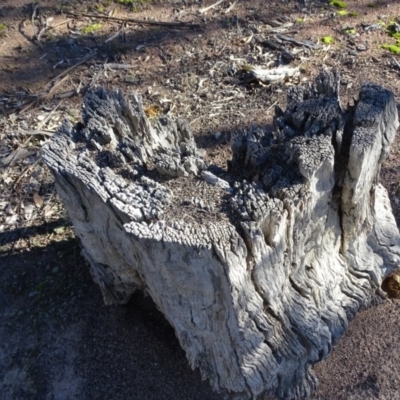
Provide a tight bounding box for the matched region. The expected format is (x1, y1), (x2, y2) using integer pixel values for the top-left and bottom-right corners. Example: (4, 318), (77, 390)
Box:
(33, 192), (44, 208)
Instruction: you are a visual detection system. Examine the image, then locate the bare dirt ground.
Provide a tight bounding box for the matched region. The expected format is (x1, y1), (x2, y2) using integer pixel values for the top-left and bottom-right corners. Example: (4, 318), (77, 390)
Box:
(1, 0), (400, 399)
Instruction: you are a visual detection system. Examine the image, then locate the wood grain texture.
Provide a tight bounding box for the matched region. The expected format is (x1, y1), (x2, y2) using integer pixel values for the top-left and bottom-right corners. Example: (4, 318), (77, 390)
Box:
(42, 70), (400, 399)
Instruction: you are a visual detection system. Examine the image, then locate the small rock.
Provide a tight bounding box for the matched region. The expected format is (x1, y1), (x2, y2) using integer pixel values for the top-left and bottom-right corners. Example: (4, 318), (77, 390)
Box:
(215, 132), (222, 140)
(356, 44), (367, 52)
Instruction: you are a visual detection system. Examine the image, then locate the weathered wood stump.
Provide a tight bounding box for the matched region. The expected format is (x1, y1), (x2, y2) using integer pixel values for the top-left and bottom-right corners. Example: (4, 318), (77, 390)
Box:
(43, 70), (400, 399)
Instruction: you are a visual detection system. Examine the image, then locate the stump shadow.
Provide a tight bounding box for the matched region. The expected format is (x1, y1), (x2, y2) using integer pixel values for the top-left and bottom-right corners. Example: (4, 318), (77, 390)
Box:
(0, 235), (224, 400)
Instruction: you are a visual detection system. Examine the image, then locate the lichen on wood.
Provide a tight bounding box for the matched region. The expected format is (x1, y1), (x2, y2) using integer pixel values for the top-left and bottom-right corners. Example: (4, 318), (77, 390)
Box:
(43, 70), (400, 400)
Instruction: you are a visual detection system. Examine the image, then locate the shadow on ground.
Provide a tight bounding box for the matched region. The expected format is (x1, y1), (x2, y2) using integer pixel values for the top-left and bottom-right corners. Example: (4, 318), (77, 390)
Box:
(0, 236), (224, 400)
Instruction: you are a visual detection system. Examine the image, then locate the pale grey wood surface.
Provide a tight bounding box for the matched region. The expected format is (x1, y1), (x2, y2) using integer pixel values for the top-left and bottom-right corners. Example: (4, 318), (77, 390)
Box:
(43, 70), (400, 400)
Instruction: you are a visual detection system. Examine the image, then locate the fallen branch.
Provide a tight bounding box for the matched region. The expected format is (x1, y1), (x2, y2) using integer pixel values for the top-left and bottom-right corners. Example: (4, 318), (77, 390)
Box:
(64, 11), (201, 29)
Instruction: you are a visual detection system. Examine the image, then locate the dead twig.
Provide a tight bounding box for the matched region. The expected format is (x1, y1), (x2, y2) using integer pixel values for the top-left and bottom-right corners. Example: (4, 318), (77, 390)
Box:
(267, 100), (279, 111)
(104, 63), (136, 70)
(56, 66), (103, 99)
(105, 24), (125, 43)
(37, 18), (73, 42)
(55, 90), (81, 100)
(13, 53), (95, 115)
(36, 102), (62, 130)
(20, 130), (55, 137)
(200, 0), (225, 14)
(87, 69), (103, 90)
(1, 148), (36, 168)
(275, 34), (321, 50)
(13, 158), (40, 188)
(42, 74), (70, 101)
(225, 1), (237, 14)
(392, 56), (400, 71)
(18, 76), (68, 114)
(44, 52), (95, 90)
(64, 11), (201, 28)
(50, 18), (73, 30)
(31, 3), (40, 42)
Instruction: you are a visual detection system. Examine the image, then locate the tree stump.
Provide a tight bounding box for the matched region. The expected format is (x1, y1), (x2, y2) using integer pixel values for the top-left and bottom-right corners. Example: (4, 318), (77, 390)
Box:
(43, 70), (400, 399)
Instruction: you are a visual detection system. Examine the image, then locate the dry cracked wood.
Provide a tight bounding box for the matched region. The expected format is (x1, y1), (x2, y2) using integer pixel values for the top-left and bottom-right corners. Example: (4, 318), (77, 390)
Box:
(43, 70), (400, 400)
